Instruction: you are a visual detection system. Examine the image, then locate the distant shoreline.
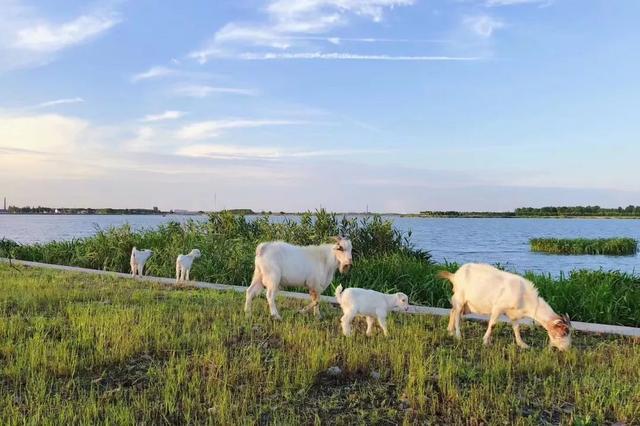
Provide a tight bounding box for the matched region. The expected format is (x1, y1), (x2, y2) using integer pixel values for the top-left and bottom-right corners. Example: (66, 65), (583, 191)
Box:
(3, 212), (640, 219)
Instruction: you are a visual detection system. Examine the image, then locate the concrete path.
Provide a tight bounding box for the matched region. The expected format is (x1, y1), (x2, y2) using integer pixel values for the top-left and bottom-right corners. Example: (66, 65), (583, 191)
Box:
(2, 257), (639, 338)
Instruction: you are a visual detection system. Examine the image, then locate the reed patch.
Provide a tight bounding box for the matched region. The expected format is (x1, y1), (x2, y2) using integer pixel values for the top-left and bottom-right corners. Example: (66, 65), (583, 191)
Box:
(530, 237), (638, 256)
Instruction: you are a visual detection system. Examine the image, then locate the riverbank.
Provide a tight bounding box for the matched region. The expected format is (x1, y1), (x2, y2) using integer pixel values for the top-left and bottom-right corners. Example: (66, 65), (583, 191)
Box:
(1, 264), (638, 424)
(3, 212), (640, 327)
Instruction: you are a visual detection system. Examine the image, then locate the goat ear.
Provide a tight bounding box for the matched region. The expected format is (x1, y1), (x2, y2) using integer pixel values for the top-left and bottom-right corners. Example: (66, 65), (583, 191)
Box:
(331, 236), (342, 243)
(551, 318), (571, 337)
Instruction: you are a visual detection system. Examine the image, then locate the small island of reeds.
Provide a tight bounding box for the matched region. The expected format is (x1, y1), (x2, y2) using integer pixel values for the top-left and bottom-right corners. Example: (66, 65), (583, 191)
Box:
(530, 237), (638, 256)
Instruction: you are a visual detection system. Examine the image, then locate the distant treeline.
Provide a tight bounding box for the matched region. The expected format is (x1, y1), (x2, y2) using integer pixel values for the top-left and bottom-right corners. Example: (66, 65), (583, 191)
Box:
(6, 206), (166, 215)
(419, 211), (516, 218)
(421, 206), (640, 218)
(515, 206), (640, 217)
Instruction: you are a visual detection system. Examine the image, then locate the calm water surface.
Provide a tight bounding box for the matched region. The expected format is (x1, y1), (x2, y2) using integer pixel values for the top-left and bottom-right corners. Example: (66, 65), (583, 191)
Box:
(1, 214), (639, 275)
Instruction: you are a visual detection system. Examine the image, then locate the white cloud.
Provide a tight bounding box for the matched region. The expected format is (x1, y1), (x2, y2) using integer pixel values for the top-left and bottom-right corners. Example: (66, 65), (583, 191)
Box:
(463, 15), (504, 38)
(486, 0), (551, 6)
(14, 13), (120, 52)
(30, 97), (85, 109)
(189, 0), (416, 63)
(176, 119), (300, 140)
(172, 84), (257, 98)
(141, 110), (186, 122)
(266, 0), (414, 28)
(236, 52), (479, 61)
(131, 66), (177, 82)
(0, 113), (88, 153)
(177, 144), (390, 160)
(214, 23), (293, 49)
(178, 144), (282, 160)
(123, 126), (157, 152)
(0, 3), (121, 70)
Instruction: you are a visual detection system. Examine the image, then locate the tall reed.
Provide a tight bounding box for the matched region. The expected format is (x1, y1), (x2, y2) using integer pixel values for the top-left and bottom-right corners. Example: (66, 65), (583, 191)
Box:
(530, 238), (638, 256)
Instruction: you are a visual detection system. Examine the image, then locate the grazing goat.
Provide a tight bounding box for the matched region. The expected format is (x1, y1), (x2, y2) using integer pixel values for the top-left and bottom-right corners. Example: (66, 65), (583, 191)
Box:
(438, 263), (572, 351)
(244, 237), (353, 320)
(130, 247), (152, 277)
(175, 249), (201, 283)
(335, 285), (409, 337)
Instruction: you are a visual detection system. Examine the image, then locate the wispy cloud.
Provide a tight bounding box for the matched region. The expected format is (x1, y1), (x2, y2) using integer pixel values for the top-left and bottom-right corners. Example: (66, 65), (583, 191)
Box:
(140, 110), (186, 122)
(177, 144), (391, 160)
(172, 84), (258, 98)
(463, 15), (504, 38)
(14, 13), (120, 52)
(176, 119), (301, 140)
(189, 0), (418, 63)
(0, 3), (121, 70)
(31, 97), (85, 109)
(131, 66), (177, 82)
(486, 0), (552, 6)
(235, 52), (479, 61)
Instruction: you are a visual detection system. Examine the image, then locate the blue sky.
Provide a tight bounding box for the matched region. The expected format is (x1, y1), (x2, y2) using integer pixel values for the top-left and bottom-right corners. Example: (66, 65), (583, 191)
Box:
(1, 0), (639, 212)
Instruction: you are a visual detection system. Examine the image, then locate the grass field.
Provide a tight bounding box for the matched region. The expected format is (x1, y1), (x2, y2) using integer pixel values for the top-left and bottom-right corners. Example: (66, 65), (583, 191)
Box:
(530, 238), (638, 256)
(1, 264), (639, 425)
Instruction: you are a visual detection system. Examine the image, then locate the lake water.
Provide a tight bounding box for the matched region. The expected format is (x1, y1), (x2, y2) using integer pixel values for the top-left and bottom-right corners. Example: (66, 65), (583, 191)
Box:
(1, 214), (639, 275)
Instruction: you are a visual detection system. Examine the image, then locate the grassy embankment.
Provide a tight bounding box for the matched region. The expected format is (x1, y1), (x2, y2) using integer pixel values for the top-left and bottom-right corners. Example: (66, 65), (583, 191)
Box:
(1, 265), (639, 424)
(531, 238), (638, 256)
(2, 211), (640, 327)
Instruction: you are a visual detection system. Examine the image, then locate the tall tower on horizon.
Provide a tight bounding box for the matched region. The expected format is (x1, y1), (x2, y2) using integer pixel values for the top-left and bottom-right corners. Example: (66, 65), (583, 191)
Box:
(3, 197), (5, 211)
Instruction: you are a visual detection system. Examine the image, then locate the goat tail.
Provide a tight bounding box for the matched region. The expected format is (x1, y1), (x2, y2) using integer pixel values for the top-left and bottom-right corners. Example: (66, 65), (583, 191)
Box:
(255, 242), (266, 257)
(334, 284), (344, 304)
(437, 270), (455, 283)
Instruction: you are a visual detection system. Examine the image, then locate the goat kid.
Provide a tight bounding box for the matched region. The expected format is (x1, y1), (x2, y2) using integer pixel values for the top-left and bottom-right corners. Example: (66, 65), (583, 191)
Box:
(130, 247), (152, 277)
(175, 249), (202, 284)
(335, 285), (409, 337)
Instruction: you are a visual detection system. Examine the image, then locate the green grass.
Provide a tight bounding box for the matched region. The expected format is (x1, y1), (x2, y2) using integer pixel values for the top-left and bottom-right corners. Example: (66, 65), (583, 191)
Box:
(530, 238), (638, 256)
(1, 265), (639, 425)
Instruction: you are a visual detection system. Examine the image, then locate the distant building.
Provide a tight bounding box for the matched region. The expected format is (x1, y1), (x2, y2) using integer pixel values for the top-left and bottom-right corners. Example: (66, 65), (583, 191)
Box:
(0, 197), (7, 214)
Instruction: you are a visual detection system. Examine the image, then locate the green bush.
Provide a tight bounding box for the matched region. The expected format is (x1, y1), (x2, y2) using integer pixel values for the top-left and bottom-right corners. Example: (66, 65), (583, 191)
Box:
(530, 238), (638, 255)
(2, 210), (430, 286)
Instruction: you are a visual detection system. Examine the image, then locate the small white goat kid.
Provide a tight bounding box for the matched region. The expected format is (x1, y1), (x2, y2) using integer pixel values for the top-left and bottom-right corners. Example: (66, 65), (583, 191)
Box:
(335, 285), (409, 337)
(245, 237), (353, 320)
(438, 263), (572, 351)
(130, 247), (152, 277)
(175, 249), (201, 283)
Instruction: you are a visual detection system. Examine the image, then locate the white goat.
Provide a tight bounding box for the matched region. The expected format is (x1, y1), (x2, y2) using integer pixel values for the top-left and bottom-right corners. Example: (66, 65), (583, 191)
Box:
(244, 237), (353, 320)
(130, 247), (152, 277)
(438, 263), (572, 351)
(175, 249), (201, 283)
(335, 285), (409, 337)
